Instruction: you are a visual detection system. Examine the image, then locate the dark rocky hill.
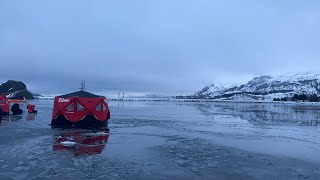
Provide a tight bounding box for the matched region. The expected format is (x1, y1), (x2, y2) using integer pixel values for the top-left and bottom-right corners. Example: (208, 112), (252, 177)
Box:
(0, 80), (35, 99)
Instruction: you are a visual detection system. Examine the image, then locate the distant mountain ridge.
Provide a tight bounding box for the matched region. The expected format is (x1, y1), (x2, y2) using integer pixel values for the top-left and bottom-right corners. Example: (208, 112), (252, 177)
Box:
(187, 73), (320, 101)
(0, 80), (35, 99)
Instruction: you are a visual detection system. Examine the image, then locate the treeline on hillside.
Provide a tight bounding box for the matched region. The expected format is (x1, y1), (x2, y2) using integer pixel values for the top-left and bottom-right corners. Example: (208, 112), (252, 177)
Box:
(273, 94), (320, 102)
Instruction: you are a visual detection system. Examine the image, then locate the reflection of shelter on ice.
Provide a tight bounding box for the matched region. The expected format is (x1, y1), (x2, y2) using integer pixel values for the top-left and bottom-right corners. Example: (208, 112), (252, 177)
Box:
(0, 115), (22, 124)
(0, 115), (9, 123)
(53, 130), (109, 156)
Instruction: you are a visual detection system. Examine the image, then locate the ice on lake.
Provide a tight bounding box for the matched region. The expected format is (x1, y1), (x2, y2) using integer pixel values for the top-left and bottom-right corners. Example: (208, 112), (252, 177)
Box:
(0, 100), (320, 179)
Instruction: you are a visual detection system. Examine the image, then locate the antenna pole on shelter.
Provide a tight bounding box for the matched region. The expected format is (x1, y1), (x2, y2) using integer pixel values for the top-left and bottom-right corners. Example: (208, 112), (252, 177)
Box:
(81, 81), (86, 91)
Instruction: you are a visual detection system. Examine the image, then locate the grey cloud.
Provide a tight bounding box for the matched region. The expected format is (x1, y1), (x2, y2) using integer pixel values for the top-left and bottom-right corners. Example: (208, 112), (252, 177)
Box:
(1, 0), (320, 95)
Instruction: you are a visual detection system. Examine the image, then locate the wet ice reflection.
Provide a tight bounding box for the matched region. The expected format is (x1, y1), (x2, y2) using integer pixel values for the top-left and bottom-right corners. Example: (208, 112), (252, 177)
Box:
(0, 115), (23, 123)
(193, 102), (320, 126)
(53, 130), (109, 156)
(27, 113), (37, 121)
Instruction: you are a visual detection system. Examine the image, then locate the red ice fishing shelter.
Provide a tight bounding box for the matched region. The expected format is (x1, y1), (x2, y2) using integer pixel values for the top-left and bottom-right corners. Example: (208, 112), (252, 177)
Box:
(0, 95), (9, 115)
(51, 90), (110, 128)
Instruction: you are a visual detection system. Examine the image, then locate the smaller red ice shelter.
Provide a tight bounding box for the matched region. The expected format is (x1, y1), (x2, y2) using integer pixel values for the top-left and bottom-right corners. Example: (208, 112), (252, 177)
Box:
(0, 95), (9, 115)
(51, 91), (110, 128)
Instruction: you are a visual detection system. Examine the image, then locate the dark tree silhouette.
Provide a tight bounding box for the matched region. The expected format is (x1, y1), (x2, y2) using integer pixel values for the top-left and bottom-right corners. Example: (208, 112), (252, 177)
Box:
(309, 94), (319, 102)
(292, 94), (299, 101)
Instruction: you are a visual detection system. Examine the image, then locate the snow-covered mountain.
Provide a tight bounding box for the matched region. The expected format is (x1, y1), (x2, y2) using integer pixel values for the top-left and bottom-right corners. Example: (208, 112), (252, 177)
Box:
(192, 73), (320, 101)
(194, 83), (238, 98)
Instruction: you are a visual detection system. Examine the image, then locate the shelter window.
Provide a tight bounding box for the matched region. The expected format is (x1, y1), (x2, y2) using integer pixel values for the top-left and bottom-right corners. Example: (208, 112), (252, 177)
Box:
(96, 103), (102, 111)
(77, 103), (84, 111)
(66, 103), (74, 112)
(103, 104), (107, 111)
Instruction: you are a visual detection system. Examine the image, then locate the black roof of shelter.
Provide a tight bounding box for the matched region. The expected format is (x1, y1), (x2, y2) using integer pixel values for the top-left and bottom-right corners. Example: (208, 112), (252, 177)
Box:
(58, 90), (104, 98)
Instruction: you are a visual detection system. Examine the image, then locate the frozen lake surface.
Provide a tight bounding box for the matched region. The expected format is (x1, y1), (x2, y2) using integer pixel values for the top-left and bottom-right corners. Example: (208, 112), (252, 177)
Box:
(0, 100), (320, 179)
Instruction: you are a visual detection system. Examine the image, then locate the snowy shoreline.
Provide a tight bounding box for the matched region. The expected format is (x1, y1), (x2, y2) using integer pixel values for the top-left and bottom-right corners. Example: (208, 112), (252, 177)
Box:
(36, 95), (320, 106)
(108, 98), (320, 106)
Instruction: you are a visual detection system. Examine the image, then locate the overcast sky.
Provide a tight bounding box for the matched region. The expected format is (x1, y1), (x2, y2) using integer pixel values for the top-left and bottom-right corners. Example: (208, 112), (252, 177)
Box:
(1, 0), (320, 95)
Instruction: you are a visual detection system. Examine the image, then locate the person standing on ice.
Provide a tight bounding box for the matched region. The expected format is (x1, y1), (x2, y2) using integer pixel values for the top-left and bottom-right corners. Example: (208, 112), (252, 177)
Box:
(27, 104), (37, 114)
(11, 103), (23, 115)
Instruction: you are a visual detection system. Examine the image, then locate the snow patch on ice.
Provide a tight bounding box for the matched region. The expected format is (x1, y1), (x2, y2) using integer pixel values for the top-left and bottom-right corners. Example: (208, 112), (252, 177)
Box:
(60, 141), (76, 147)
